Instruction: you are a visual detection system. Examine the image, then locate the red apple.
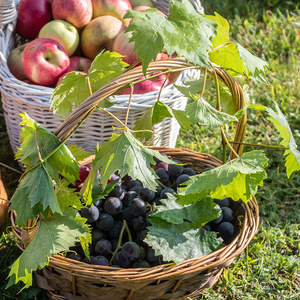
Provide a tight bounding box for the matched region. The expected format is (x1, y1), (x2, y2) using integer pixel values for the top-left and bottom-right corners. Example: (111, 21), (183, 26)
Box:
(52, 0), (93, 29)
(16, 0), (52, 40)
(120, 71), (169, 94)
(22, 38), (70, 86)
(56, 71), (87, 87)
(81, 16), (126, 59)
(7, 43), (29, 81)
(91, 0), (132, 26)
(112, 30), (137, 65)
(65, 56), (92, 73)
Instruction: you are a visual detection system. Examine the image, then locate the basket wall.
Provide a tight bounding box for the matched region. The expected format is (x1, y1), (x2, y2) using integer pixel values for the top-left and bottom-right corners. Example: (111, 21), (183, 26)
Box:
(0, 0), (203, 155)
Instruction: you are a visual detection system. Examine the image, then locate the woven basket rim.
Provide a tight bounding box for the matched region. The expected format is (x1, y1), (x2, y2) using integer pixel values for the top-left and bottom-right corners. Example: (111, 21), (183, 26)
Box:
(11, 146), (260, 283)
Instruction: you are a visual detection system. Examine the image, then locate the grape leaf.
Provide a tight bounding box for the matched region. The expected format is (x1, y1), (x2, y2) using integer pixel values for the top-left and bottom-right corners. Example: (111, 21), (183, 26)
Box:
(185, 96), (239, 128)
(250, 103), (300, 177)
(125, 0), (217, 75)
(67, 145), (94, 162)
(151, 194), (221, 226)
(178, 151), (268, 205)
(91, 130), (174, 191)
(145, 218), (224, 264)
(6, 208), (89, 289)
(50, 51), (128, 118)
(133, 102), (191, 142)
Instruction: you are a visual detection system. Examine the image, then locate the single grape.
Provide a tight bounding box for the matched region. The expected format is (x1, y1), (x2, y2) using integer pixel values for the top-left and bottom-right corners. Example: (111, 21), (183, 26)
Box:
(131, 216), (146, 231)
(211, 211), (223, 224)
(155, 168), (169, 184)
(155, 185), (163, 198)
(67, 252), (82, 261)
(95, 239), (112, 257)
(130, 186), (143, 194)
(94, 199), (103, 208)
(139, 187), (155, 202)
(202, 167), (214, 172)
(121, 241), (141, 261)
(151, 198), (162, 206)
(96, 213), (114, 231)
(217, 221), (235, 238)
(182, 167), (196, 176)
(104, 197), (123, 215)
(129, 198), (147, 216)
(138, 246), (146, 260)
(136, 229), (148, 248)
(112, 251), (131, 268)
(155, 161), (168, 171)
(168, 161), (183, 177)
(214, 198), (229, 207)
(83, 256), (93, 264)
(126, 179), (143, 190)
(221, 207), (234, 222)
(107, 173), (121, 186)
(80, 206), (99, 224)
(91, 255), (110, 266)
(121, 207), (135, 224)
(109, 220), (123, 239)
(176, 174), (190, 187)
(202, 223), (211, 231)
(108, 186), (125, 200)
(145, 210), (155, 226)
(92, 228), (108, 245)
(78, 166), (90, 182)
(146, 247), (163, 265)
(132, 260), (150, 268)
(123, 191), (138, 207)
(160, 188), (175, 199)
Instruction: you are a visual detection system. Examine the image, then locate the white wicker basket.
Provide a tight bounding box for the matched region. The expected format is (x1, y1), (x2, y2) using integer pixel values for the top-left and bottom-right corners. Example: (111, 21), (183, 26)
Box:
(0, 0), (204, 154)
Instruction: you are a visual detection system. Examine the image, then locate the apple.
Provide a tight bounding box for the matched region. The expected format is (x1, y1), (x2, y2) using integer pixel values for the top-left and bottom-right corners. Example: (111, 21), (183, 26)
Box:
(16, 0), (52, 40)
(129, 0), (154, 8)
(119, 72), (169, 94)
(38, 20), (80, 57)
(91, 0), (132, 26)
(52, 0), (93, 29)
(7, 43), (29, 81)
(22, 38), (70, 86)
(56, 71), (87, 87)
(112, 30), (137, 65)
(65, 56), (92, 73)
(81, 16), (126, 59)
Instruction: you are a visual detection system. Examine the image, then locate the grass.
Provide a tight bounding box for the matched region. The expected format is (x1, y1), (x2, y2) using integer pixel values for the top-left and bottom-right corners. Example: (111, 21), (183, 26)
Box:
(1, 1), (300, 299)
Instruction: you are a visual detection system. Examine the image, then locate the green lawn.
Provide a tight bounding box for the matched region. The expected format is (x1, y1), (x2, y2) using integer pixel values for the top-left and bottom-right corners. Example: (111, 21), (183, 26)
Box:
(1, 1), (300, 299)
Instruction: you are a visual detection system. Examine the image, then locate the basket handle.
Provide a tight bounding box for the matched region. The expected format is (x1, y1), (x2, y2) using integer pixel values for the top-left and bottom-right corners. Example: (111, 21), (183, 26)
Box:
(53, 57), (247, 160)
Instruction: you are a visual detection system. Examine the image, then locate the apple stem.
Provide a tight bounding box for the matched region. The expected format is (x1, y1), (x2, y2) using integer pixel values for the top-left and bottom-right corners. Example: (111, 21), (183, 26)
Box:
(123, 84), (134, 134)
(157, 72), (170, 102)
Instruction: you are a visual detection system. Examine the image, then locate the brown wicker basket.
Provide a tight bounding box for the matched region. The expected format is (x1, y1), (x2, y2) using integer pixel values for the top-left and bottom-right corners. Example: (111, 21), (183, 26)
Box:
(0, 175), (9, 234)
(11, 58), (259, 300)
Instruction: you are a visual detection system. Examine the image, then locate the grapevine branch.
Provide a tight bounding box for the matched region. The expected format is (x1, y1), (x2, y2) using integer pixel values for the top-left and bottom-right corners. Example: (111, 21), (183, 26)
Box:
(200, 68), (208, 99)
(230, 141), (289, 150)
(124, 84), (134, 134)
(34, 128), (43, 163)
(157, 72), (170, 102)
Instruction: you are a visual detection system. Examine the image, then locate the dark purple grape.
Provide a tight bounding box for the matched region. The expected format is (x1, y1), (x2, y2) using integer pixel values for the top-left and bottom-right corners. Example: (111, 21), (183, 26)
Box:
(151, 198), (162, 206)
(126, 179), (143, 190)
(123, 191), (138, 207)
(94, 199), (103, 208)
(108, 186), (126, 200)
(131, 216), (146, 231)
(109, 220), (123, 239)
(202, 223), (211, 231)
(217, 222), (235, 238)
(214, 198), (229, 207)
(130, 185), (143, 194)
(129, 198), (147, 216)
(212, 211), (223, 224)
(176, 174), (190, 187)
(132, 260), (150, 268)
(136, 229), (148, 248)
(146, 247), (162, 265)
(80, 206), (99, 223)
(95, 239), (112, 257)
(83, 256), (93, 264)
(78, 166), (90, 182)
(139, 188), (155, 202)
(112, 251), (131, 268)
(67, 252), (83, 261)
(202, 167), (214, 172)
(145, 210), (155, 226)
(155, 185), (163, 198)
(138, 246), (146, 260)
(121, 241), (141, 261)
(155, 161), (168, 170)
(111, 239), (124, 252)
(182, 167), (196, 176)
(96, 213), (114, 231)
(91, 255), (110, 266)
(221, 207), (234, 222)
(121, 207), (135, 224)
(160, 188), (175, 199)
(168, 161), (183, 177)
(92, 228), (108, 245)
(104, 197), (123, 215)
(155, 168), (169, 184)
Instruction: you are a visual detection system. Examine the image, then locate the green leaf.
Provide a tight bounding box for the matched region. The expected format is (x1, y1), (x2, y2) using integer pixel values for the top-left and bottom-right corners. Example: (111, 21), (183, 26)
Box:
(151, 194), (221, 226)
(250, 103), (300, 177)
(125, 0), (217, 75)
(67, 145), (94, 162)
(178, 151), (268, 204)
(7, 209), (89, 289)
(50, 52), (128, 118)
(185, 96), (238, 128)
(237, 43), (269, 84)
(145, 218), (224, 264)
(133, 102), (191, 142)
(92, 130), (174, 191)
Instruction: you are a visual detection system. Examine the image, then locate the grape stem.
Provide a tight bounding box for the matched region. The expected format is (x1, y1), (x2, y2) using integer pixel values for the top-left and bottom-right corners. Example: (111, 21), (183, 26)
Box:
(221, 127), (239, 159)
(34, 128), (43, 163)
(230, 141), (289, 150)
(200, 68), (208, 99)
(124, 84), (134, 134)
(156, 72), (170, 102)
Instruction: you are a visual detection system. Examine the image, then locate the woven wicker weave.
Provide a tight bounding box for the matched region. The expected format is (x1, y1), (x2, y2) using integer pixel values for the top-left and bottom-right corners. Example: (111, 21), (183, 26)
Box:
(11, 58), (259, 300)
(0, 0), (204, 155)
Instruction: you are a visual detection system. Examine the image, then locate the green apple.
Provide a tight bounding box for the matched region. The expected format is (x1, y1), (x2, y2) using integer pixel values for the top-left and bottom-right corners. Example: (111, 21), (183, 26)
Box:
(38, 20), (79, 56)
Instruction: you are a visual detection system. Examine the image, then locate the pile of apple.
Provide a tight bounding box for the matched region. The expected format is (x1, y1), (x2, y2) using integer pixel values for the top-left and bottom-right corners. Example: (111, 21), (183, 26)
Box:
(7, 0), (171, 94)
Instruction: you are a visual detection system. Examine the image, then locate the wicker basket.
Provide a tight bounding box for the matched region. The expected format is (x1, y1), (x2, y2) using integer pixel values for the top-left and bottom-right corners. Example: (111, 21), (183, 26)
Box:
(11, 58), (259, 300)
(0, 175), (9, 234)
(0, 0), (204, 156)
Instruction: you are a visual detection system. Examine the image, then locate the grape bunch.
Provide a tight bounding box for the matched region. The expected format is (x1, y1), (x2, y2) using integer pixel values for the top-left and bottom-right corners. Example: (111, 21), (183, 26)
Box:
(67, 155), (244, 268)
